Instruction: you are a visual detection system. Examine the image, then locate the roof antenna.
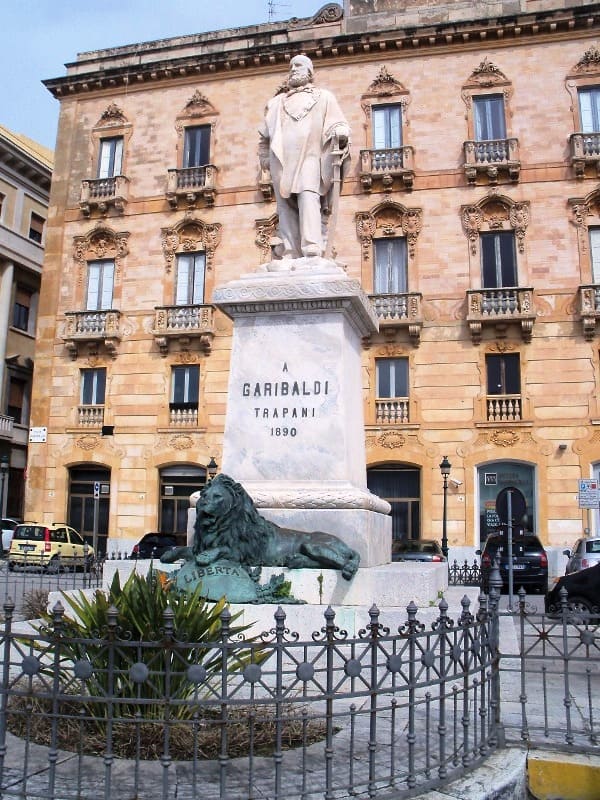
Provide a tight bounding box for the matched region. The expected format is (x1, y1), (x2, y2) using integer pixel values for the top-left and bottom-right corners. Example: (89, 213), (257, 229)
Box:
(268, 0), (291, 21)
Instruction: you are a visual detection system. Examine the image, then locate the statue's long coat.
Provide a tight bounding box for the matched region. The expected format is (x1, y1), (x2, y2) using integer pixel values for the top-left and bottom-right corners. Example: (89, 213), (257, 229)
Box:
(259, 85), (349, 199)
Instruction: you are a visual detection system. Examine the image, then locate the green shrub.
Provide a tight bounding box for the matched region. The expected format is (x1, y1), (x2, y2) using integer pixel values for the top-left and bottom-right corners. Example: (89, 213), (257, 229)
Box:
(32, 570), (264, 721)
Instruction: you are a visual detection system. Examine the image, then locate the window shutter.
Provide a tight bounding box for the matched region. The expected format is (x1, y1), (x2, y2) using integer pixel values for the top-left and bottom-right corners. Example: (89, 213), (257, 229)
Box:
(176, 255), (191, 305)
(112, 138), (123, 175)
(192, 254), (206, 304)
(388, 106), (402, 148)
(579, 90), (595, 132)
(86, 263), (101, 310)
(100, 262), (114, 310)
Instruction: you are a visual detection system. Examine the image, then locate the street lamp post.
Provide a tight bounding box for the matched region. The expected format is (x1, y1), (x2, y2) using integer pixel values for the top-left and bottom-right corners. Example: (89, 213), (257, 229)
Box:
(439, 456), (451, 560)
(0, 455), (9, 518)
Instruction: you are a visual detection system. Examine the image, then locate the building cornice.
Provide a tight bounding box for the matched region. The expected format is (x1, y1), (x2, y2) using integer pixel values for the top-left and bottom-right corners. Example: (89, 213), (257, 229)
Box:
(43, 3), (600, 99)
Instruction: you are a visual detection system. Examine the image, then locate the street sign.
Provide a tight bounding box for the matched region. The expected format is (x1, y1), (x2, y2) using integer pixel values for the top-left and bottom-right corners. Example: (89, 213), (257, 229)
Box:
(28, 427), (47, 443)
(578, 479), (599, 508)
(93, 481), (100, 499)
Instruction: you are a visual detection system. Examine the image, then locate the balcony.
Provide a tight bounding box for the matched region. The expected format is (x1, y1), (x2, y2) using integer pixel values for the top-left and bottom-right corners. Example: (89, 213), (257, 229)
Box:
(0, 414), (14, 441)
(486, 394), (522, 423)
(78, 405), (104, 428)
(152, 304), (215, 356)
(79, 176), (129, 216)
(466, 288), (535, 344)
(359, 147), (415, 191)
(369, 293), (423, 345)
(375, 397), (410, 425)
(463, 139), (520, 184)
(169, 405), (199, 427)
(579, 284), (600, 340)
(166, 166), (218, 208)
(570, 133), (600, 179)
(63, 310), (121, 359)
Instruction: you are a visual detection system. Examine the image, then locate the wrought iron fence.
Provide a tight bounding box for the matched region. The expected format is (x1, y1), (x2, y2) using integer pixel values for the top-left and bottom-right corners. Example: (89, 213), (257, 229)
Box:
(448, 559), (482, 586)
(0, 566), (597, 800)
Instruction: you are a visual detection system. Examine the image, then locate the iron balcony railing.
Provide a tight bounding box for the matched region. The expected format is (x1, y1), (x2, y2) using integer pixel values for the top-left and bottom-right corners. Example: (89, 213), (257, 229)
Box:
(79, 175), (129, 216)
(359, 146), (415, 190)
(166, 165), (218, 207)
(466, 287), (535, 344)
(369, 292), (423, 344)
(62, 310), (121, 359)
(570, 132), (600, 178)
(152, 304), (215, 356)
(463, 138), (520, 183)
(376, 396), (410, 424)
(486, 393), (522, 422)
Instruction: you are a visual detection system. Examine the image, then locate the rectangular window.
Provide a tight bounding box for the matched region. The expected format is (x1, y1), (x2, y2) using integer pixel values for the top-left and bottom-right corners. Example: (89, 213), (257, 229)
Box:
(376, 358), (409, 398)
(579, 88), (600, 133)
(176, 252), (206, 304)
(12, 287), (31, 332)
(474, 94), (506, 140)
(86, 259), (115, 311)
(7, 378), (27, 424)
(486, 353), (520, 395)
(98, 137), (123, 179)
(373, 238), (408, 294)
(28, 213), (45, 244)
(183, 126), (211, 168)
(171, 365), (200, 409)
(590, 227), (600, 283)
(372, 105), (402, 149)
(481, 231), (517, 288)
(80, 368), (106, 406)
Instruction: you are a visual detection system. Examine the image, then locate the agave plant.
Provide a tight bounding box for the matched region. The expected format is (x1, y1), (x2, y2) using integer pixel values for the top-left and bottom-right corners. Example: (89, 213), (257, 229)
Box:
(30, 570), (265, 721)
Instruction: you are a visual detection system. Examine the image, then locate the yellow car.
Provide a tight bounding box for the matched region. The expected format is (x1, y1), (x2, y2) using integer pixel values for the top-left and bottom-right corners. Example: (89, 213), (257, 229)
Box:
(8, 523), (94, 572)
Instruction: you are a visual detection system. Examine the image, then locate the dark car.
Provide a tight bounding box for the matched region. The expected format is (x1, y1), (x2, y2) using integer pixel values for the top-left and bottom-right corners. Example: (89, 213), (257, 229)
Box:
(546, 562), (600, 616)
(392, 539), (445, 563)
(479, 533), (548, 594)
(130, 533), (179, 559)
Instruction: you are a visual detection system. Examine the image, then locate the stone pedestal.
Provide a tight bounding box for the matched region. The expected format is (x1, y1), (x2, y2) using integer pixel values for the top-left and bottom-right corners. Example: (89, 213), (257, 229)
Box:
(212, 261), (392, 566)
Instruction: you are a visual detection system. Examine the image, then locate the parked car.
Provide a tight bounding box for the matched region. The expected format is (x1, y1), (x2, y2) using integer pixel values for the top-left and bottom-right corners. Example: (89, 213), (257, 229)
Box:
(1, 518), (19, 554)
(546, 562), (600, 616)
(130, 532), (179, 560)
(392, 539), (445, 563)
(8, 523), (94, 572)
(479, 533), (548, 594)
(562, 536), (600, 574)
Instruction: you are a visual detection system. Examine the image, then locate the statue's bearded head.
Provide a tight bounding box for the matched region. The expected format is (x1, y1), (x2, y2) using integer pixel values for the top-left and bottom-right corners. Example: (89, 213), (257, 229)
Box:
(288, 54), (313, 87)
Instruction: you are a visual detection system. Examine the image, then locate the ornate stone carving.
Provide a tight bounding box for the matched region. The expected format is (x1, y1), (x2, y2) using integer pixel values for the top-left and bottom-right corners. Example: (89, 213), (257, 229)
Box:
(76, 434), (99, 450)
(489, 429), (520, 447)
(73, 223), (129, 275)
(378, 431), (406, 449)
(255, 213), (278, 263)
(461, 195), (529, 254)
(251, 486), (390, 514)
(96, 103), (128, 127)
(161, 217), (222, 273)
(573, 45), (600, 73)
(169, 434), (194, 450)
(365, 66), (406, 97)
(311, 3), (343, 24)
(465, 57), (509, 88)
(355, 201), (422, 260)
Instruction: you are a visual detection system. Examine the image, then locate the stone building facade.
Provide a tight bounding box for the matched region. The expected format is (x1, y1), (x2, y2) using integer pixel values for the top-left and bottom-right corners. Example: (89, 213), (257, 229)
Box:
(29, 0), (600, 564)
(0, 125), (52, 523)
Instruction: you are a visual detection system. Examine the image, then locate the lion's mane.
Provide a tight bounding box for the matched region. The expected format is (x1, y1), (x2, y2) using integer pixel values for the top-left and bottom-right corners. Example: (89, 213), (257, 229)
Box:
(193, 474), (277, 563)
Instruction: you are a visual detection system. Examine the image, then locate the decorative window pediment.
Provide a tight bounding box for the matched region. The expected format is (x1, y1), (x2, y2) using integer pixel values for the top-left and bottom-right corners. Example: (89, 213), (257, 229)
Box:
(461, 194), (529, 256)
(356, 200), (422, 260)
(73, 223), (129, 275)
(462, 58), (511, 95)
(175, 90), (218, 131)
(94, 104), (129, 130)
(161, 217), (222, 273)
(569, 45), (600, 77)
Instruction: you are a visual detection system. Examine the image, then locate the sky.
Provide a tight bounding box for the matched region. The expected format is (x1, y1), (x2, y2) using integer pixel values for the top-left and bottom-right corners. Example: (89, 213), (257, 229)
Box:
(2, 0), (323, 151)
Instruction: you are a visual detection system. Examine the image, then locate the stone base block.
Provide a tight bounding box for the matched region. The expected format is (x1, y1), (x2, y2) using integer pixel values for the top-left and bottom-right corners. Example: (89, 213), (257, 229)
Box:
(258, 507), (392, 567)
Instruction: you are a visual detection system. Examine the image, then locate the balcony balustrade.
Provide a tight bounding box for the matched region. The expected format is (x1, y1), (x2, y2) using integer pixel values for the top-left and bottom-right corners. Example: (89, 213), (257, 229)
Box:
(78, 405), (104, 428)
(570, 133), (600, 178)
(463, 138), (520, 184)
(80, 176), (129, 216)
(166, 165), (218, 208)
(359, 146), (415, 191)
(466, 287), (535, 344)
(369, 292), (423, 345)
(152, 304), (215, 356)
(578, 284), (600, 340)
(62, 310), (121, 359)
(169, 406), (199, 427)
(486, 394), (522, 423)
(375, 397), (410, 425)
(0, 414), (14, 440)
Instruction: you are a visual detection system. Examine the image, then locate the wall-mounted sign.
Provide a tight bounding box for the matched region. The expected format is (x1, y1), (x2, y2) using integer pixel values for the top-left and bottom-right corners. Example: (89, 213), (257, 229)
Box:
(578, 479), (599, 509)
(28, 427), (47, 443)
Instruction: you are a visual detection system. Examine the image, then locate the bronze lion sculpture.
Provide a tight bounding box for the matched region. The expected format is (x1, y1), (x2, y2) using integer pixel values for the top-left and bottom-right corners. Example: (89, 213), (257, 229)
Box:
(161, 474), (360, 580)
